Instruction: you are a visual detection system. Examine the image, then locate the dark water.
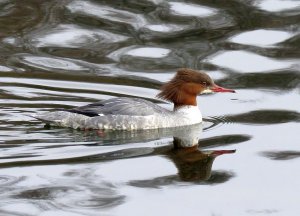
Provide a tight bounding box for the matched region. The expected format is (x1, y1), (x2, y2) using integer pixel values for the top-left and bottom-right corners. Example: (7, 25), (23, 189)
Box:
(0, 0), (300, 215)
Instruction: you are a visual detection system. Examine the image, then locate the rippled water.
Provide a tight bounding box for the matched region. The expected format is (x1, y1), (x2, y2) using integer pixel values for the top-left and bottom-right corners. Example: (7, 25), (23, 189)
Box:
(0, 0), (300, 215)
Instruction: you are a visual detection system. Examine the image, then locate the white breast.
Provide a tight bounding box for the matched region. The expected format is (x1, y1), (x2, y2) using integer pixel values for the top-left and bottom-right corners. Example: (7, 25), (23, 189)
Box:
(174, 105), (202, 125)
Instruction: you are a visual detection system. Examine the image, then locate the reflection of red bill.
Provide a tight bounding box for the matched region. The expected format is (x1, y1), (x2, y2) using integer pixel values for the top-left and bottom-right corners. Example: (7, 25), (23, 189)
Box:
(211, 149), (236, 156)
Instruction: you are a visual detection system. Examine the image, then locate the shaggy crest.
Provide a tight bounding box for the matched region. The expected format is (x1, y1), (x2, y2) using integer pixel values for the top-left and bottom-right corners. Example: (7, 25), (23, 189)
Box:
(156, 68), (214, 105)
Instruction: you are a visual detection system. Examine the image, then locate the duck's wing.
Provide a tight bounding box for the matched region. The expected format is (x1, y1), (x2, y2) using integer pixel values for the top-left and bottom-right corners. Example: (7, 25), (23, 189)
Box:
(67, 97), (169, 117)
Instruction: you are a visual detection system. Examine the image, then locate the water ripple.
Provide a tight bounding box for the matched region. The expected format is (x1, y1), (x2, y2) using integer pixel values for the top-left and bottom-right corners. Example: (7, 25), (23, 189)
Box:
(67, 0), (148, 30)
(0, 175), (24, 187)
(0, 0), (300, 215)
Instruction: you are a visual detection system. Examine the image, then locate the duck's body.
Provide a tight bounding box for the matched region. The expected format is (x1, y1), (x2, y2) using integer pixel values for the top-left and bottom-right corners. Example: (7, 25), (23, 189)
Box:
(35, 68), (234, 130)
(36, 97), (202, 130)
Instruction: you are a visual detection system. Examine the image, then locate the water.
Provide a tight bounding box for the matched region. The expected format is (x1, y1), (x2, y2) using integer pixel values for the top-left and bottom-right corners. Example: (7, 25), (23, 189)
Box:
(0, 0), (299, 215)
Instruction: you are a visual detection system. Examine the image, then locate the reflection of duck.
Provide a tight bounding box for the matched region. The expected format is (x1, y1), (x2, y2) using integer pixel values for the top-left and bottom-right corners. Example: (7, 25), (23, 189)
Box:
(167, 147), (235, 181)
(127, 126), (236, 185)
(157, 124), (235, 182)
(0, 123), (236, 185)
(71, 123), (236, 183)
(34, 68), (234, 130)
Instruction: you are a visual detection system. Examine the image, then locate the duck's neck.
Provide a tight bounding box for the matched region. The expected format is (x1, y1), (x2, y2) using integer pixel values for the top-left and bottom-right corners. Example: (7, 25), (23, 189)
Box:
(173, 103), (200, 112)
(172, 91), (198, 111)
(173, 95), (197, 110)
(156, 80), (200, 109)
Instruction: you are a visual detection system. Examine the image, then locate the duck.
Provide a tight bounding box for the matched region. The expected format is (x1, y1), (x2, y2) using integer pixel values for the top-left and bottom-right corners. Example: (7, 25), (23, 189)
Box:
(34, 68), (235, 130)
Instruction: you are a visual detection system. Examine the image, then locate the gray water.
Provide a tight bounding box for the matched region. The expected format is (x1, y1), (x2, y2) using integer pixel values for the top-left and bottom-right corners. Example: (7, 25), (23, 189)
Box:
(0, 0), (300, 215)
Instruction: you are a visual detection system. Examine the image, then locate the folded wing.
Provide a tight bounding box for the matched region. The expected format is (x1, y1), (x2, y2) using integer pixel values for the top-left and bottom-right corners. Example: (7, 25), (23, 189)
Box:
(67, 97), (169, 117)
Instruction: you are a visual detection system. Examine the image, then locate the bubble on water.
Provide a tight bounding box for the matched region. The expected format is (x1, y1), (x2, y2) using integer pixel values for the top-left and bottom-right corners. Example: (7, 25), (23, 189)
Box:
(0, 65), (13, 72)
(204, 50), (294, 73)
(256, 0), (300, 12)
(21, 55), (86, 71)
(229, 29), (295, 47)
(32, 24), (129, 48)
(125, 47), (171, 58)
(168, 2), (217, 17)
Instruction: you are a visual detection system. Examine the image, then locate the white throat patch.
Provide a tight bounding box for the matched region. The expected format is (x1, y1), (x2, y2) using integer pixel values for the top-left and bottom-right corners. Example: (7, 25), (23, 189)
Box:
(175, 105), (202, 124)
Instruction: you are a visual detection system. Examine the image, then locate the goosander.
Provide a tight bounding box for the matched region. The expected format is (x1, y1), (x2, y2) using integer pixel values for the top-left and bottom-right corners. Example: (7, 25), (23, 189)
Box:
(35, 68), (235, 130)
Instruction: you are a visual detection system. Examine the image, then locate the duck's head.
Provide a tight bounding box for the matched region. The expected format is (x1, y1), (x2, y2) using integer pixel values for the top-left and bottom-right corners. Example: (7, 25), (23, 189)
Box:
(156, 68), (235, 107)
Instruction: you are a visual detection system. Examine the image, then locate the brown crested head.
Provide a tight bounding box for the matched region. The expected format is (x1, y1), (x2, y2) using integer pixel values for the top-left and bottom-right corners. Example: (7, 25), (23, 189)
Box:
(173, 68), (214, 86)
(156, 68), (235, 107)
(156, 68), (213, 106)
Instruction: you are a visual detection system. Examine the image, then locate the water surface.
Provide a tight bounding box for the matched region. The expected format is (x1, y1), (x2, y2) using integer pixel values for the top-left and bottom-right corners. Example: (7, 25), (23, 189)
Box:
(0, 0), (300, 215)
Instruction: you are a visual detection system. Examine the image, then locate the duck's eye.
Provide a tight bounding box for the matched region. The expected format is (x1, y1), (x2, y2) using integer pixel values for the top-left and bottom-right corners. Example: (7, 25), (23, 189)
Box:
(202, 82), (207, 86)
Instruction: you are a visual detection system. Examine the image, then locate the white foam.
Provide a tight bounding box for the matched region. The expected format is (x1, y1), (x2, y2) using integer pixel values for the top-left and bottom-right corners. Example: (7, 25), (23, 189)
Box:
(2, 37), (15, 44)
(144, 0), (164, 4)
(230, 29), (294, 47)
(0, 65), (13, 72)
(206, 70), (228, 80)
(144, 24), (184, 33)
(67, 1), (147, 29)
(205, 50), (293, 73)
(40, 210), (84, 216)
(256, 0), (300, 12)
(125, 47), (171, 58)
(22, 56), (84, 71)
(33, 24), (128, 48)
(169, 2), (216, 17)
(1, 203), (41, 215)
(127, 72), (173, 82)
